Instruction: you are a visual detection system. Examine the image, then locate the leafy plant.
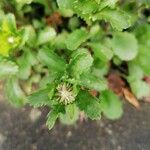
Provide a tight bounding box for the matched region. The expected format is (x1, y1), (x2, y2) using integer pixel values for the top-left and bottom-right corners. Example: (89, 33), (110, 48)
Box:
(0, 0), (150, 130)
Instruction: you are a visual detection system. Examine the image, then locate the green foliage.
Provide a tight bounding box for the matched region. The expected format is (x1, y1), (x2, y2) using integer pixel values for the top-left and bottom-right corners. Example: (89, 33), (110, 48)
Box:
(133, 24), (150, 75)
(0, 60), (18, 78)
(0, 14), (21, 56)
(80, 73), (108, 92)
(46, 109), (59, 130)
(46, 105), (65, 129)
(16, 0), (33, 5)
(65, 28), (89, 50)
(100, 90), (123, 120)
(38, 47), (66, 72)
(5, 77), (26, 107)
(112, 32), (138, 61)
(28, 87), (53, 108)
(76, 91), (102, 120)
(17, 49), (37, 80)
(68, 48), (93, 77)
(57, 0), (132, 30)
(93, 8), (132, 31)
(0, 0), (150, 130)
(37, 27), (56, 45)
(128, 62), (150, 99)
(90, 43), (113, 62)
(130, 80), (150, 99)
(59, 103), (79, 125)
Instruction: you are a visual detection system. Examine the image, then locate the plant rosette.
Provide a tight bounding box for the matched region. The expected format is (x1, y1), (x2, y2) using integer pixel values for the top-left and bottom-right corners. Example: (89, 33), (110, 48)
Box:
(0, 14), (21, 57)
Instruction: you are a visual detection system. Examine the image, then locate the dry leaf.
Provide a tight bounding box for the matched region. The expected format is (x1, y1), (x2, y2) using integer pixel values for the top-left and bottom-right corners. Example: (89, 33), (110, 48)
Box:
(46, 12), (62, 26)
(89, 90), (98, 97)
(123, 88), (140, 109)
(144, 76), (150, 85)
(108, 73), (125, 96)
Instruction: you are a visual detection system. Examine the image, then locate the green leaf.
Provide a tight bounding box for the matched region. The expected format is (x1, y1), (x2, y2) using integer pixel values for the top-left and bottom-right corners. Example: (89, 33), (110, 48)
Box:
(21, 25), (36, 47)
(97, 0), (119, 11)
(65, 28), (89, 50)
(76, 91), (102, 120)
(134, 24), (150, 46)
(27, 87), (53, 108)
(38, 47), (66, 72)
(57, 0), (99, 15)
(100, 0), (119, 8)
(129, 80), (150, 99)
(57, 0), (131, 30)
(17, 50), (37, 80)
(80, 73), (108, 92)
(69, 48), (93, 77)
(100, 90), (123, 120)
(92, 59), (109, 78)
(46, 110), (59, 130)
(59, 103), (79, 125)
(57, 0), (74, 17)
(1, 13), (17, 33)
(36, 27), (56, 45)
(74, 0), (99, 15)
(15, 0), (33, 6)
(46, 105), (65, 130)
(5, 77), (26, 107)
(93, 9), (132, 31)
(90, 43), (113, 62)
(137, 0), (150, 5)
(66, 103), (76, 119)
(112, 32), (138, 61)
(136, 47), (150, 75)
(57, 0), (72, 9)
(94, 0), (101, 4)
(128, 62), (144, 80)
(133, 24), (150, 75)
(68, 17), (80, 30)
(0, 60), (18, 78)
(54, 31), (68, 49)
(0, 13), (17, 33)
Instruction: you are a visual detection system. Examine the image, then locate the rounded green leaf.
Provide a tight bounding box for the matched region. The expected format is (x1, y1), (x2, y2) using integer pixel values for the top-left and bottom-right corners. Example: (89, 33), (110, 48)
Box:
(129, 80), (150, 99)
(100, 90), (123, 120)
(90, 43), (113, 62)
(112, 32), (138, 61)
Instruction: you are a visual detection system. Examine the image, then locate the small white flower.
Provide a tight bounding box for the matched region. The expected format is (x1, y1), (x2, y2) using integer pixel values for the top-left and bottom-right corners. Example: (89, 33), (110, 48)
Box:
(56, 83), (75, 105)
(7, 36), (14, 44)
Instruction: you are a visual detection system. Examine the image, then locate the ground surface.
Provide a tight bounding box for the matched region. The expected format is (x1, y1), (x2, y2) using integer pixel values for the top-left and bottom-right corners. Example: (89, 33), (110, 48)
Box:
(0, 91), (150, 150)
